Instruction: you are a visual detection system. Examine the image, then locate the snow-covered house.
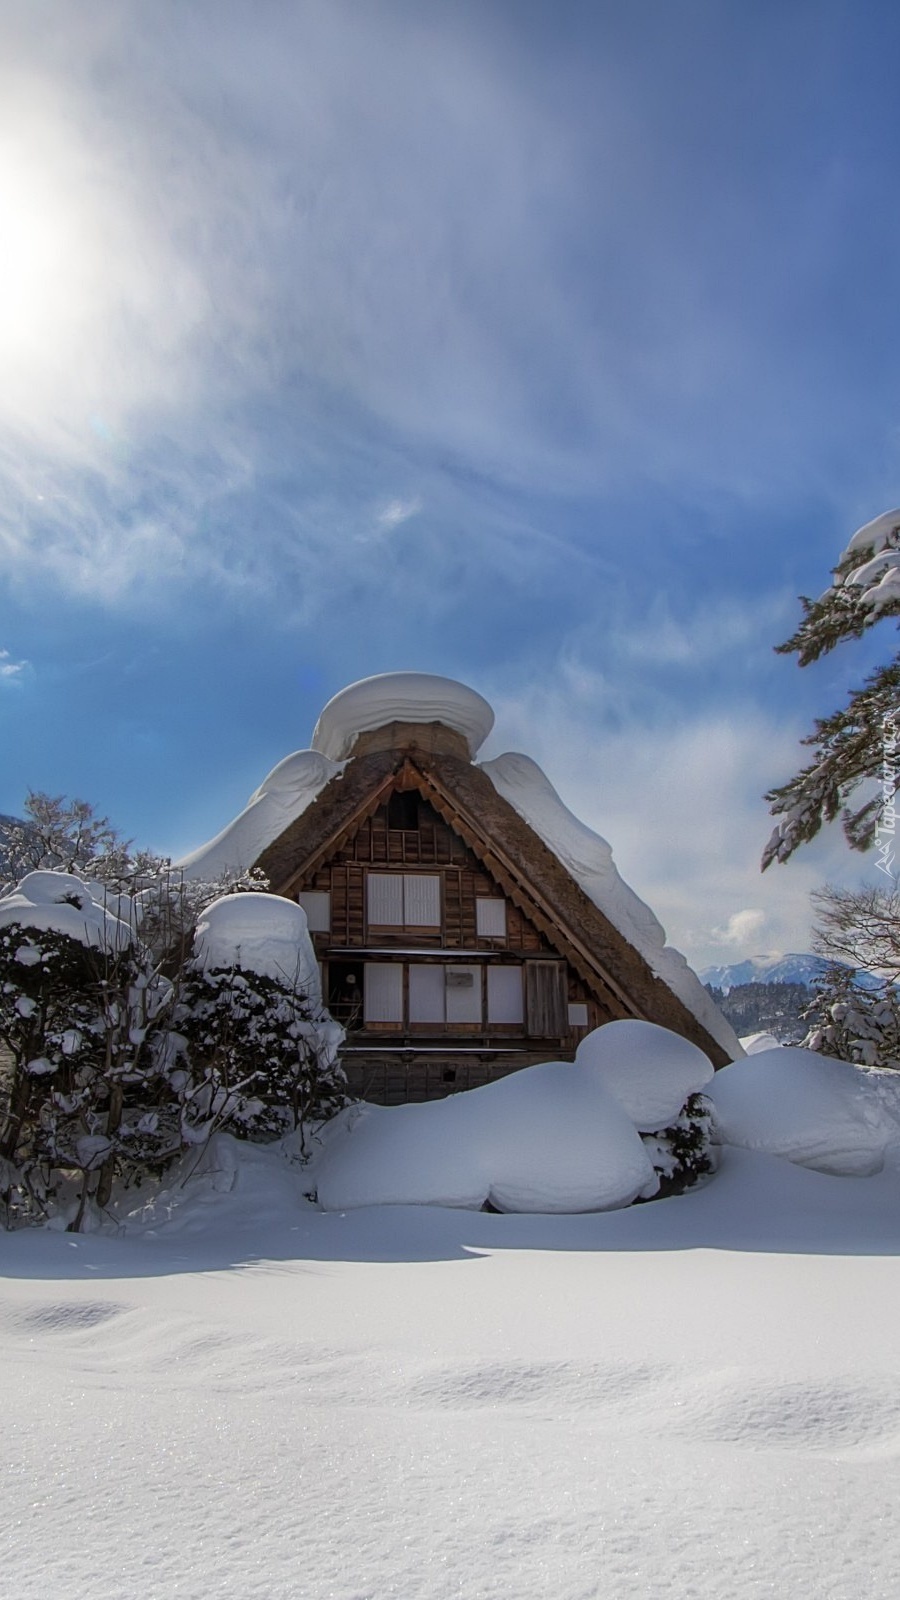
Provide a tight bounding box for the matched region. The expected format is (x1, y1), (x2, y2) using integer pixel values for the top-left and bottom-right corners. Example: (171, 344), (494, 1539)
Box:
(179, 674), (739, 1102)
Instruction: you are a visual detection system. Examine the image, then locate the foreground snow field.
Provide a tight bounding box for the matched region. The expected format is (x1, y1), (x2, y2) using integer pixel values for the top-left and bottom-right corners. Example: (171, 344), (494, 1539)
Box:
(5, 1141), (900, 1600)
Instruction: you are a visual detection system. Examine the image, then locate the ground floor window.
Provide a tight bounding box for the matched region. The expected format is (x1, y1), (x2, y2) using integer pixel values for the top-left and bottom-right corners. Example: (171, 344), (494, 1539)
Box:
(354, 960), (531, 1029)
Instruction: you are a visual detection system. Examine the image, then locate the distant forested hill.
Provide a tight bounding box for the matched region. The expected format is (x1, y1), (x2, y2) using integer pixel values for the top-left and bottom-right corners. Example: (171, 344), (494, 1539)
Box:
(704, 980), (811, 1044)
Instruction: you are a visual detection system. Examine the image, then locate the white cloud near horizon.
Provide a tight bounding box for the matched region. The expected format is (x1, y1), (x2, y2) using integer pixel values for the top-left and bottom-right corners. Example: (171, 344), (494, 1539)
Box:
(710, 909), (768, 948)
(481, 675), (870, 970)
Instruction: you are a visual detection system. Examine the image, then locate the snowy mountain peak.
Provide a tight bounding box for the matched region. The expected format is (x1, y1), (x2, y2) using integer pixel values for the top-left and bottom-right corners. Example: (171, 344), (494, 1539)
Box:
(700, 953), (830, 993)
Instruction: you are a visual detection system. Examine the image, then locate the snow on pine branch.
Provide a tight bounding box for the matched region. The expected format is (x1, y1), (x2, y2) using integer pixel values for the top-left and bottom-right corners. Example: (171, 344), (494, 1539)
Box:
(777, 511), (900, 667)
(764, 509), (900, 867)
(762, 659), (900, 867)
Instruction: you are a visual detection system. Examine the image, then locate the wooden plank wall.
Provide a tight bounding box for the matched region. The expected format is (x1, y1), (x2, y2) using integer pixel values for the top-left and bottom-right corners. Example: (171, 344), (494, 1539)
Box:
(305, 798), (548, 953)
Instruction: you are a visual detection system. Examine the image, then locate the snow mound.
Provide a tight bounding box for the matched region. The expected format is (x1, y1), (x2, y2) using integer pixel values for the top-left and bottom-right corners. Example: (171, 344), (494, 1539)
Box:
(0, 871), (134, 952)
(312, 671), (495, 761)
(193, 892), (321, 997)
(481, 753), (741, 1059)
(708, 1047), (891, 1176)
(739, 1031), (783, 1055)
(177, 749), (341, 881)
(312, 1061), (657, 1213)
(575, 1020), (714, 1130)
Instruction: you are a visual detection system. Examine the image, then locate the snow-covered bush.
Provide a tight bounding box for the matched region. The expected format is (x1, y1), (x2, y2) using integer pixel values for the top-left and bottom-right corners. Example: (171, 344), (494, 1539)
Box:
(0, 875), (345, 1228)
(310, 1021), (719, 1214)
(575, 1020), (716, 1195)
(0, 873), (176, 1227)
(639, 1094), (716, 1198)
(802, 963), (900, 1069)
(171, 895), (345, 1150)
(707, 1046), (890, 1176)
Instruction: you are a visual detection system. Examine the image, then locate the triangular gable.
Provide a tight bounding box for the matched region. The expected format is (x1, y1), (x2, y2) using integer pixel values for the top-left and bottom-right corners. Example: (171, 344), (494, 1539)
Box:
(256, 746), (731, 1066)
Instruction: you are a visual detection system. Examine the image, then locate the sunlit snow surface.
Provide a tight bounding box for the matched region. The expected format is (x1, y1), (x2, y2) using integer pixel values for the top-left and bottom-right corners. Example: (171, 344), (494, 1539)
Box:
(5, 1136), (900, 1600)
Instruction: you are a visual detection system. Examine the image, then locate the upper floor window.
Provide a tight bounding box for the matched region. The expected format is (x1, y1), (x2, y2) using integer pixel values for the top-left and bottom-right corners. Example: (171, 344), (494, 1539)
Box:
(297, 890), (331, 932)
(476, 898), (507, 938)
(367, 872), (441, 928)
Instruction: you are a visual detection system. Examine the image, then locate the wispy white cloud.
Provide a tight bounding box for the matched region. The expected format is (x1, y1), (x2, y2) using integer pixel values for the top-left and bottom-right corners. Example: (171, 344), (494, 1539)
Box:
(0, 648), (28, 685)
(0, 0), (887, 617)
(609, 591), (796, 669)
(711, 909), (768, 947)
(376, 497), (423, 531)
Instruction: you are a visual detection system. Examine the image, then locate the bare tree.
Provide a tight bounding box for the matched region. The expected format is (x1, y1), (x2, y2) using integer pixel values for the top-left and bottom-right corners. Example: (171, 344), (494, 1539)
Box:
(2, 792), (129, 891)
(801, 883), (900, 1069)
(809, 883), (900, 980)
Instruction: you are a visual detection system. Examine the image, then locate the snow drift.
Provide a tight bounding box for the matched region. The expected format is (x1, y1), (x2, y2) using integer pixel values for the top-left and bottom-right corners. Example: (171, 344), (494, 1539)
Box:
(310, 1019), (726, 1215)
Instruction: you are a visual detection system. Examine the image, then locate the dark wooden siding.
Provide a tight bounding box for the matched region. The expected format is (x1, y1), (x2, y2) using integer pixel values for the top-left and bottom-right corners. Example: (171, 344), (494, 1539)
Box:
(301, 798), (547, 953)
(294, 795), (624, 1100)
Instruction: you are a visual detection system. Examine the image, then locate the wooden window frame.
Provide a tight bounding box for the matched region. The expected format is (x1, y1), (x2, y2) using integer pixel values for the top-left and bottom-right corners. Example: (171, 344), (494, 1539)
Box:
(366, 871), (442, 932)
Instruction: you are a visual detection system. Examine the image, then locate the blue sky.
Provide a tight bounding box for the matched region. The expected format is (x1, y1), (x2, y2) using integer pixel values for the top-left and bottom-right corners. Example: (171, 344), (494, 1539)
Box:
(2, 0), (900, 969)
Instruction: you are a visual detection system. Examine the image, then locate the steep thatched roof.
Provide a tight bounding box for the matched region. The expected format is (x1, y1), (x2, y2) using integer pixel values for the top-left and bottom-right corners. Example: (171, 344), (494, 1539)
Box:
(256, 738), (733, 1068)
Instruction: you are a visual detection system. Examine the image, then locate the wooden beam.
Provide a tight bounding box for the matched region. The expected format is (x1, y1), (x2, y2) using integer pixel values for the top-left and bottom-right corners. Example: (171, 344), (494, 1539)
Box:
(275, 770), (398, 899)
(408, 765), (643, 1020)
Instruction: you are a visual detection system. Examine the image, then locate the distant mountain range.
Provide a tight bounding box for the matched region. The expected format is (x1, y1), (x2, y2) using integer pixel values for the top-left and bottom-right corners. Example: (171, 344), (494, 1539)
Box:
(699, 953), (836, 993)
(700, 952), (883, 995)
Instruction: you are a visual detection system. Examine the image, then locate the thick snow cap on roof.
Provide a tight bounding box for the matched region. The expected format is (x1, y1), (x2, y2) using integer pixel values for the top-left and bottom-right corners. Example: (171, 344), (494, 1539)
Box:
(312, 672), (495, 761)
(480, 752), (741, 1059)
(177, 750), (342, 881)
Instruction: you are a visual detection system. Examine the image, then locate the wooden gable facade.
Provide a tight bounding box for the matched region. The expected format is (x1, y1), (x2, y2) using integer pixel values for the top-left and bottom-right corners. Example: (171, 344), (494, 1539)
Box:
(255, 719), (731, 1104)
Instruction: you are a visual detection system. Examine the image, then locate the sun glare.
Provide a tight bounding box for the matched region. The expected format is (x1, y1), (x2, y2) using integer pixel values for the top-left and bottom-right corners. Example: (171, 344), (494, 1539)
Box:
(0, 163), (74, 350)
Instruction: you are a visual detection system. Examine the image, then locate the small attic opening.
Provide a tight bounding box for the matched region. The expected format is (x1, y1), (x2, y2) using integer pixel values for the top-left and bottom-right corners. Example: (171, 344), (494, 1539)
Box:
(387, 790), (419, 830)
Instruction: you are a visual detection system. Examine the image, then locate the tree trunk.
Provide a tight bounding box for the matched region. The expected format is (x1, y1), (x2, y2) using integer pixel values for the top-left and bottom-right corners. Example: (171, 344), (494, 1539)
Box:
(0, 1065), (33, 1164)
(95, 1082), (124, 1210)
